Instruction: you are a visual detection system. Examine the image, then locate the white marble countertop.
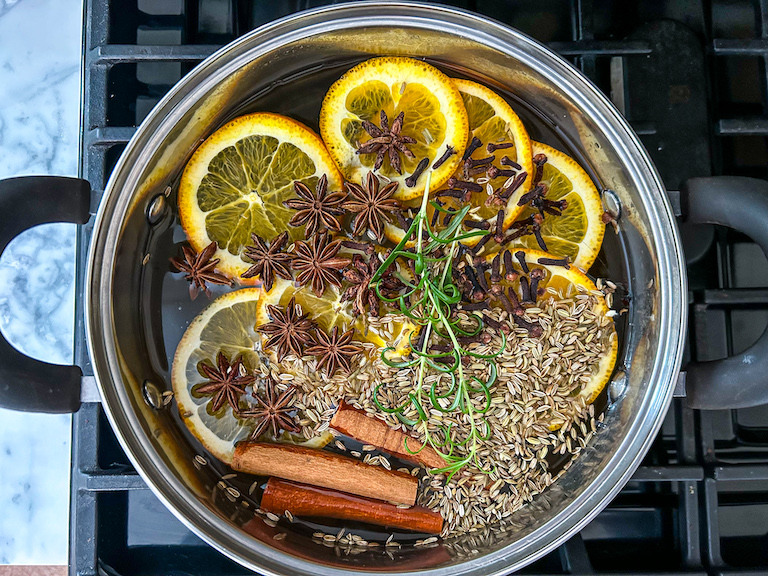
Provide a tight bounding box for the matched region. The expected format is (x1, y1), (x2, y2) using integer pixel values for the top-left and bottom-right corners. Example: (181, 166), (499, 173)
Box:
(0, 0), (83, 566)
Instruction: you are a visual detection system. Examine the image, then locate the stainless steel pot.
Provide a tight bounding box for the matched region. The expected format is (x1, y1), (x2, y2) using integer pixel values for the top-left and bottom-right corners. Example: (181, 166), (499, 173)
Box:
(3, 2), (768, 574)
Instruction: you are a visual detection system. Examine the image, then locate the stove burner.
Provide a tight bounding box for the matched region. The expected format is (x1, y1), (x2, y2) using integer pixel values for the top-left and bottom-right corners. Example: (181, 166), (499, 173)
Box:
(72, 1), (768, 574)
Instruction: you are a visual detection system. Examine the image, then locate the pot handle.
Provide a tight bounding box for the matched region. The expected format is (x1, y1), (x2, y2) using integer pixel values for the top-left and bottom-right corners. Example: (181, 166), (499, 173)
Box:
(0, 176), (90, 413)
(681, 176), (768, 409)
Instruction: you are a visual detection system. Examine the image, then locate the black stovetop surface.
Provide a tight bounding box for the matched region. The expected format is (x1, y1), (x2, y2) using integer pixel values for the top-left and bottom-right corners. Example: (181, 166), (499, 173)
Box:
(71, 1), (768, 575)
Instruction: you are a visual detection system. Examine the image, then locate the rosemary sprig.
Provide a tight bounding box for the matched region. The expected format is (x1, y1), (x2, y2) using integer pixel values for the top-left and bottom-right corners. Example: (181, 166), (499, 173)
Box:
(370, 172), (505, 479)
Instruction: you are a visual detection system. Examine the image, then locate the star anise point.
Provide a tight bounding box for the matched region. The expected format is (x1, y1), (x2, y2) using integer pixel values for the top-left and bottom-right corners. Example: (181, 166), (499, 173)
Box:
(290, 230), (350, 297)
(343, 172), (401, 241)
(241, 232), (293, 292)
(356, 110), (416, 175)
(283, 175), (347, 237)
(195, 352), (256, 413)
(170, 241), (232, 300)
(305, 326), (364, 377)
(240, 377), (299, 440)
(257, 296), (316, 360)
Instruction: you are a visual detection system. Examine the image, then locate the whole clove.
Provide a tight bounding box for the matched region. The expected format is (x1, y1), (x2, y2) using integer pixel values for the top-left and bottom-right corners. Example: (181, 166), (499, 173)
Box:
(432, 145), (456, 170)
(405, 157), (430, 187)
(467, 164), (489, 177)
(487, 166), (516, 179)
(465, 155), (495, 169)
(513, 315), (543, 337)
(528, 268), (546, 301)
(431, 199), (444, 227)
(520, 276), (532, 303)
(514, 251), (529, 273)
(494, 209), (505, 243)
(487, 142), (514, 153)
(503, 250), (518, 281)
(460, 301), (490, 311)
(447, 177), (483, 193)
(465, 219), (491, 230)
(433, 354), (459, 366)
(474, 263), (489, 292)
(506, 286), (523, 315)
(394, 211), (413, 231)
(517, 183), (546, 206)
(532, 153), (547, 185)
(462, 136), (482, 161)
(464, 265), (486, 301)
(490, 253), (502, 283)
(413, 322), (429, 353)
(500, 156), (522, 170)
(511, 215), (535, 229)
(458, 332), (492, 346)
(537, 256), (570, 269)
(430, 344), (452, 353)
(498, 227), (530, 246)
(471, 232), (493, 255)
(499, 171), (528, 200)
(481, 313), (504, 331)
(540, 199), (567, 216)
(497, 291), (514, 315)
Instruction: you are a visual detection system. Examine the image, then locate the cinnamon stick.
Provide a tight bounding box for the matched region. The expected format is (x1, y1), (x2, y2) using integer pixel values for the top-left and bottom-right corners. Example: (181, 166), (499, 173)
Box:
(331, 402), (445, 469)
(232, 442), (418, 505)
(262, 478), (443, 534)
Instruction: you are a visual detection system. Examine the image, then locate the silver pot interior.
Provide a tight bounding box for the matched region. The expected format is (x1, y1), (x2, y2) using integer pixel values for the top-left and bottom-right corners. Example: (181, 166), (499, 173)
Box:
(87, 4), (685, 575)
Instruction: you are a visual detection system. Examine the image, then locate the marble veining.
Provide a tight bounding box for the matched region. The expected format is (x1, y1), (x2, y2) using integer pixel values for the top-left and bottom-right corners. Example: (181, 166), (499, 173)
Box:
(0, 0), (82, 565)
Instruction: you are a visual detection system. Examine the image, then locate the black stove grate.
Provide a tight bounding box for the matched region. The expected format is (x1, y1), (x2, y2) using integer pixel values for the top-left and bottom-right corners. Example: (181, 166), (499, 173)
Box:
(71, 1), (768, 575)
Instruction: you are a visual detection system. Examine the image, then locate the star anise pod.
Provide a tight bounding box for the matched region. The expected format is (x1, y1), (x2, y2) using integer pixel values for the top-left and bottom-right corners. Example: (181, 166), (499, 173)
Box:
(305, 326), (364, 377)
(283, 175), (347, 237)
(291, 230), (350, 297)
(195, 352), (256, 413)
(241, 231), (293, 291)
(343, 171), (401, 241)
(356, 110), (416, 174)
(341, 254), (402, 316)
(239, 377), (299, 440)
(257, 296), (316, 360)
(170, 241), (232, 300)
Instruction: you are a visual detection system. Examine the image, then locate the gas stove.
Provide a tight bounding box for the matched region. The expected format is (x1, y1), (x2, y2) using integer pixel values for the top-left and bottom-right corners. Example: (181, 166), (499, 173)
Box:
(71, 1), (768, 574)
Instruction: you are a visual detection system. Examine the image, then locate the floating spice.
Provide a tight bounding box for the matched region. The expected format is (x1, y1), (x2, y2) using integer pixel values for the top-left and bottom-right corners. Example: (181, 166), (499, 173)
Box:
(356, 110), (416, 174)
(170, 241), (231, 300)
(232, 442), (418, 505)
(305, 326), (364, 376)
(341, 254), (402, 316)
(284, 175), (347, 237)
(344, 171), (400, 241)
(261, 478), (443, 534)
(405, 157), (430, 187)
(195, 352), (255, 413)
(432, 145), (456, 169)
(258, 297), (316, 360)
(240, 377), (299, 440)
(291, 230), (350, 297)
(241, 232), (293, 291)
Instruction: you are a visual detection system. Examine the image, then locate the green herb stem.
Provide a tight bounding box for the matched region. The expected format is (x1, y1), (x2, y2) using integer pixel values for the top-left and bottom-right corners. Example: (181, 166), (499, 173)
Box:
(371, 169), (503, 479)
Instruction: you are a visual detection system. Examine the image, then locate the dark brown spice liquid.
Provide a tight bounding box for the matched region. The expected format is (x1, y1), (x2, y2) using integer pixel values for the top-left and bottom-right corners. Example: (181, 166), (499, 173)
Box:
(139, 58), (630, 554)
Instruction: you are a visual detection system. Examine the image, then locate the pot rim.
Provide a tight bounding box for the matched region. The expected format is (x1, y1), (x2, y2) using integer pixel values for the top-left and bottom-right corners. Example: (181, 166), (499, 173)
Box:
(85, 2), (687, 575)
